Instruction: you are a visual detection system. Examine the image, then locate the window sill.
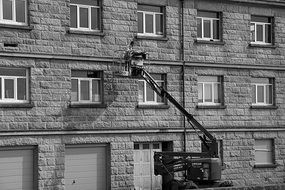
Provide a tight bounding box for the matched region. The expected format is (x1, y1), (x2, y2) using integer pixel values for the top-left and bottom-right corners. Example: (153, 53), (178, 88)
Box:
(135, 34), (168, 41)
(137, 104), (170, 109)
(67, 28), (105, 36)
(196, 105), (226, 109)
(0, 103), (34, 108)
(250, 105), (278, 109)
(69, 103), (107, 108)
(0, 23), (33, 30)
(249, 43), (276, 48)
(254, 164), (277, 168)
(195, 39), (225, 45)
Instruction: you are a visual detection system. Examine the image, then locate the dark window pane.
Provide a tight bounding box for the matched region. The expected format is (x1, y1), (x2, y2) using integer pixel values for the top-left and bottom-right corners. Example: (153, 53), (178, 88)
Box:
(3, 0), (12, 20)
(16, 0), (26, 23)
(197, 18), (202, 38)
(252, 16), (270, 23)
(72, 71), (101, 78)
(146, 83), (154, 101)
(92, 80), (101, 102)
(257, 86), (264, 103)
(138, 12), (143, 33)
(155, 14), (163, 35)
(203, 20), (211, 38)
(138, 5), (161, 12)
(153, 143), (160, 149)
(198, 11), (218, 18)
(5, 79), (14, 98)
(71, 5), (78, 28)
(266, 85), (272, 104)
(145, 14), (154, 33)
(134, 143), (140, 149)
(71, 79), (78, 101)
(214, 83), (221, 103)
(17, 78), (26, 100)
(265, 24), (272, 43)
(213, 19), (219, 39)
(79, 7), (89, 28)
(0, 68), (26, 76)
(143, 144), (149, 149)
(256, 24), (263, 42)
(91, 7), (100, 30)
(71, 0), (99, 6)
(80, 80), (90, 100)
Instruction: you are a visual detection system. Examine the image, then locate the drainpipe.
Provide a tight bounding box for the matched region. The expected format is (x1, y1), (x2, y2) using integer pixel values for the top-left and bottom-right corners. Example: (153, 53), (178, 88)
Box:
(179, 0), (186, 152)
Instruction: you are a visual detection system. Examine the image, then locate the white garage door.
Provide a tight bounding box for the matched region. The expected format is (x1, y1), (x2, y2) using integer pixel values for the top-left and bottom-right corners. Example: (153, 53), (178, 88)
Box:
(0, 148), (34, 190)
(65, 145), (108, 190)
(134, 143), (162, 190)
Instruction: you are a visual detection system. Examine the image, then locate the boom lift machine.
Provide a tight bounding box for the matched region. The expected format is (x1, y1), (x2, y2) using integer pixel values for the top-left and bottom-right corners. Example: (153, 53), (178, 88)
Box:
(119, 45), (230, 189)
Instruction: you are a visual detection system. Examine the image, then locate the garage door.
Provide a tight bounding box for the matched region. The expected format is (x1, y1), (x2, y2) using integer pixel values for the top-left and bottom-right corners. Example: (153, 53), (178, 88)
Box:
(134, 143), (162, 190)
(65, 145), (108, 190)
(0, 148), (34, 190)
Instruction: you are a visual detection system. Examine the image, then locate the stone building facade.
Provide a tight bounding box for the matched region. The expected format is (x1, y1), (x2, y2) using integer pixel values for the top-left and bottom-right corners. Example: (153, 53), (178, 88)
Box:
(0, 0), (285, 189)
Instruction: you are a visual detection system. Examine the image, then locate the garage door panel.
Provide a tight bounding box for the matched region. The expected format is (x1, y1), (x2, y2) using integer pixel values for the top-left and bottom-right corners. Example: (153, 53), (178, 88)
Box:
(0, 148), (34, 190)
(65, 145), (107, 190)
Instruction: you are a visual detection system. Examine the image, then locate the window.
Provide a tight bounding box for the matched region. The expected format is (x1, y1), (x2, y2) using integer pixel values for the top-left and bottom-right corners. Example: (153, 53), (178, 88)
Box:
(250, 16), (273, 44)
(0, 67), (29, 103)
(137, 4), (164, 36)
(138, 74), (166, 105)
(134, 143), (162, 190)
(252, 78), (273, 106)
(254, 139), (275, 166)
(198, 76), (223, 105)
(0, 0), (27, 25)
(197, 11), (220, 41)
(70, 0), (101, 31)
(71, 70), (103, 104)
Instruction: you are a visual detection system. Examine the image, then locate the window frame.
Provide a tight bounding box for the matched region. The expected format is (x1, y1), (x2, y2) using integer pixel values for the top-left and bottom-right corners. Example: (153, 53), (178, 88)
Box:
(0, 67), (29, 104)
(254, 139), (276, 167)
(138, 74), (167, 106)
(137, 4), (165, 37)
(250, 16), (273, 45)
(252, 78), (274, 106)
(70, 0), (101, 32)
(198, 76), (223, 106)
(0, 0), (28, 26)
(197, 11), (221, 41)
(71, 70), (104, 105)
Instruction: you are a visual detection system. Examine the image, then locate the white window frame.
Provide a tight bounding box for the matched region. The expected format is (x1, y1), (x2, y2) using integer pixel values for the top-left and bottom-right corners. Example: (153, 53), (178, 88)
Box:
(252, 79), (273, 106)
(70, 1), (100, 31)
(197, 13), (220, 41)
(138, 75), (165, 105)
(254, 139), (275, 166)
(137, 6), (164, 37)
(250, 17), (272, 45)
(0, 0), (27, 25)
(71, 71), (102, 104)
(198, 76), (222, 106)
(0, 68), (29, 103)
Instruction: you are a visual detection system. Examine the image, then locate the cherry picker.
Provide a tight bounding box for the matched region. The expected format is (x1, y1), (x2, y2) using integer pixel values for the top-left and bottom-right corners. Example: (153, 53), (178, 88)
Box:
(120, 46), (231, 189)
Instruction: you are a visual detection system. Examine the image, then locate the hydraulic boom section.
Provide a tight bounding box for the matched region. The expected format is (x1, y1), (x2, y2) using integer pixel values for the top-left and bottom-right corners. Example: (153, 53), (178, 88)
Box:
(131, 66), (219, 158)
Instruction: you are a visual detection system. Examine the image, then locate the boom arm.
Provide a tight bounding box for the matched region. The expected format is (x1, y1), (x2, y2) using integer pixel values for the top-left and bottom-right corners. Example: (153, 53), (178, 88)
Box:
(131, 66), (218, 157)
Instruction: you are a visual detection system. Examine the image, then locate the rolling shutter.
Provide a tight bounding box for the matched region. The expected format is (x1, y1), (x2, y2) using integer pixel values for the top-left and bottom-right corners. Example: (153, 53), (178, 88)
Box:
(0, 148), (34, 190)
(65, 145), (107, 190)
